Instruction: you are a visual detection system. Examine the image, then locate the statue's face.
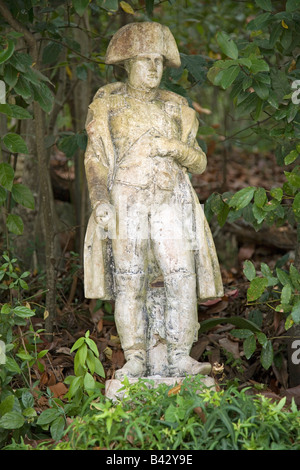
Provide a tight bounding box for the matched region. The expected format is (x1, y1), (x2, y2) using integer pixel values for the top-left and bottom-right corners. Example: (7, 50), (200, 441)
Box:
(126, 54), (164, 90)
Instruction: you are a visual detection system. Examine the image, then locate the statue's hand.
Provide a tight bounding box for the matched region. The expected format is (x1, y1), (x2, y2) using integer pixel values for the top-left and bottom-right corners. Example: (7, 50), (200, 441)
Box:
(93, 201), (115, 231)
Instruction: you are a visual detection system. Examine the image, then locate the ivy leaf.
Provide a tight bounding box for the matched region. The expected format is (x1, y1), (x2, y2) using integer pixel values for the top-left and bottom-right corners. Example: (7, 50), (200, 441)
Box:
(3, 133), (28, 154)
(216, 31), (238, 60)
(228, 187), (255, 210)
(247, 277), (268, 302)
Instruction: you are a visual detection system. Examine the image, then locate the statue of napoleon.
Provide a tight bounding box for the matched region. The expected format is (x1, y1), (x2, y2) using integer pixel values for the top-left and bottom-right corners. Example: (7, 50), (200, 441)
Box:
(84, 22), (223, 380)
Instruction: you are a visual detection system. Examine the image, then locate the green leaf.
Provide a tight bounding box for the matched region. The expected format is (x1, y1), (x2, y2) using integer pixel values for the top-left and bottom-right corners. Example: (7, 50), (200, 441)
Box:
(199, 316), (261, 334)
(254, 187), (267, 208)
(77, 343), (87, 366)
(249, 58), (269, 73)
(85, 337), (99, 357)
(253, 80), (269, 100)
(72, 0), (90, 16)
(243, 260), (256, 281)
(31, 82), (53, 113)
(243, 334), (256, 359)
(216, 31), (238, 60)
(101, 0), (119, 11)
(6, 214), (24, 235)
(5, 356), (21, 373)
(11, 184), (35, 210)
(0, 39), (15, 65)
(42, 41), (63, 64)
(247, 12), (272, 31)
(256, 332), (268, 347)
(281, 284), (292, 304)
(236, 93), (259, 116)
(228, 187), (255, 210)
(94, 357), (105, 377)
(255, 0), (273, 11)
(13, 306), (35, 318)
(0, 411), (25, 429)
(146, 0), (154, 16)
(3, 133), (28, 154)
(70, 337), (85, 353)
(231, 329), (254, 339)
(286, 0), (300, 11)
(261, 341), (273, 369)
(9, 52), (32, 72)
(290, 264), (300, 290)
(57, 134), (78, 158)
(285, 150), (299, 165)
(0, 103), (32, 120)
(83, 371), (95, 392)
(270, 187), (283, 202)
(14, 75), (32, 100)
(291, 302), (300, 323)
(0, 162), (14, 190)
(4, 64), (18, 87)
(276, 268), (292, 287)
(50, 416), (65, 441)
(252, 204), (266, 224)
(219, 65), (240, 89)
(247, 277), (268, 302)
(37, 408), (59, 426)
(0, 395), (15, 417)
(180, 54), (208, 85)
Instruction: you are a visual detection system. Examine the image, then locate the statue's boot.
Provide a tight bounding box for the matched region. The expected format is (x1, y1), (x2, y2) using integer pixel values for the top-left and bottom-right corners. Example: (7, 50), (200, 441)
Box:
(164, 272), (211, 377)
(113, 273), (147, 380)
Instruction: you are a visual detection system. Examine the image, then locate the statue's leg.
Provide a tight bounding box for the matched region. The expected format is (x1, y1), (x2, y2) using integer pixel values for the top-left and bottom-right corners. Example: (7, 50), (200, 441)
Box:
(163, 272), (211, 376)
(114, 271), (147, 380)
(111, 185), (149, 379)
(151, 201), (211, 376)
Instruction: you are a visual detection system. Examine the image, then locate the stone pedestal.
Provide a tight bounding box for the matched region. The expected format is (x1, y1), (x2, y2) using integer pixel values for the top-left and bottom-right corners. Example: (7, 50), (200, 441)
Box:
(105, 375), (216, 401)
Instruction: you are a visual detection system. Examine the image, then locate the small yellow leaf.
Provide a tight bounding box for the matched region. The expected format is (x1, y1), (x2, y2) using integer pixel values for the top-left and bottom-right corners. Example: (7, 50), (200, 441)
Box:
(65, 65), (72, 79)
(120, 1), (135, 14)
(44, 309), (49, 320)
(104, 346), (113, 360)
(281, 19), (289, 29)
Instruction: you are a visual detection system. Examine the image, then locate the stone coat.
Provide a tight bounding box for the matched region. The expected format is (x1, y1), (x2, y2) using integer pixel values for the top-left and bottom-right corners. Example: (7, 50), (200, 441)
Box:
(84, 82), (224, 301)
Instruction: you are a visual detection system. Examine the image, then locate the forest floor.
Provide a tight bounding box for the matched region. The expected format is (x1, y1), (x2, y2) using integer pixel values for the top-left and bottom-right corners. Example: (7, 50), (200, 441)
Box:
(28, 145), (300, 413)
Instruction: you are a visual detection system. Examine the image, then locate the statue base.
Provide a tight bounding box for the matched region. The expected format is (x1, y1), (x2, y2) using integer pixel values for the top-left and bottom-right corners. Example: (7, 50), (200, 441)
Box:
(105, 375), (216, 401)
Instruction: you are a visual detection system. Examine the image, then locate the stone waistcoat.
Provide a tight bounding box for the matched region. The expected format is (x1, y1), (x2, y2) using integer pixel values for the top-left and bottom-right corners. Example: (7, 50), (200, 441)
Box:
(109, 94), (182, 190)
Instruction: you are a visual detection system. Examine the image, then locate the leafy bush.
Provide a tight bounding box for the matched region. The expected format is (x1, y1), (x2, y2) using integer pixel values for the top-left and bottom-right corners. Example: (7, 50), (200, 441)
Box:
(13, 376), (300, 451)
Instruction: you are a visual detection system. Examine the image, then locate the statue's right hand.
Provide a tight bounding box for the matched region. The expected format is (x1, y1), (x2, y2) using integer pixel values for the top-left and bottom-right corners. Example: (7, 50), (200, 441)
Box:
(93, 201), (115, 231)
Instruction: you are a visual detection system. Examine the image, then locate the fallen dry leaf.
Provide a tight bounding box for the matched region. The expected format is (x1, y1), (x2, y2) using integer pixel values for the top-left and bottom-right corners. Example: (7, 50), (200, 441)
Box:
(48, 382), (68, 398)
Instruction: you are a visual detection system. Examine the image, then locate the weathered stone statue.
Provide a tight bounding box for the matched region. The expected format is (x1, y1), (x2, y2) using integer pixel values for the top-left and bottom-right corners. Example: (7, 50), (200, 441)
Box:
(84, 22), (223, 383)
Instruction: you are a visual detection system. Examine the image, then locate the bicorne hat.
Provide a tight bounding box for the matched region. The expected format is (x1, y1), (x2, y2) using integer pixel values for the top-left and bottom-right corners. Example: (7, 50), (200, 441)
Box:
(105, 22), (181, 68)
